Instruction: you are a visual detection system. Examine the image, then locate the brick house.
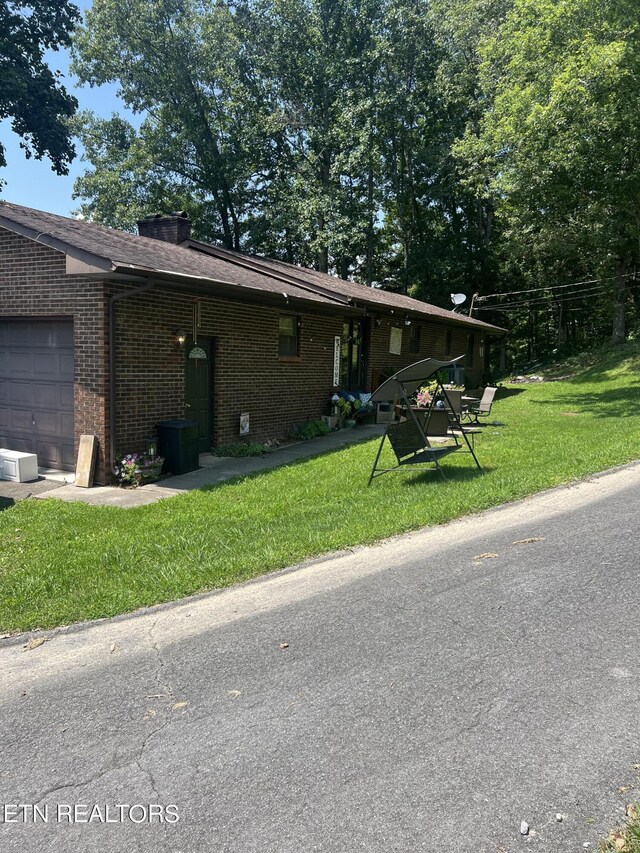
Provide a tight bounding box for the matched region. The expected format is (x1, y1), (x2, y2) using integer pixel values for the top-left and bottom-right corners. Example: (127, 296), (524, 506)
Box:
(0, 201), (505, 483)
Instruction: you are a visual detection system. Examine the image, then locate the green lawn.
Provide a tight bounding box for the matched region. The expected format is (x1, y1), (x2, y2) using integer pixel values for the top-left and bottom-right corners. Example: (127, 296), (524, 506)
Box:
(2, 343), (640, 634)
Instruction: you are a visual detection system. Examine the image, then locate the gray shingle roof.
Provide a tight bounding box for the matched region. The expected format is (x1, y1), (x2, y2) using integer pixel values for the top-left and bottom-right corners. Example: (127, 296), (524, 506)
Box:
(0, 201), (505, 333)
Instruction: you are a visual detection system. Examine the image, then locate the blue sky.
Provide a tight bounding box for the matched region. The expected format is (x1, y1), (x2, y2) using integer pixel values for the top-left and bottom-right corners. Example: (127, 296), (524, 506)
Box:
(0, 1), (134, 216)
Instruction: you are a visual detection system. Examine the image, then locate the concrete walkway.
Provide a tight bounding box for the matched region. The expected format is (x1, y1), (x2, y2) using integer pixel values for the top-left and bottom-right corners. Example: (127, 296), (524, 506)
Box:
(30, 424), (385, 508)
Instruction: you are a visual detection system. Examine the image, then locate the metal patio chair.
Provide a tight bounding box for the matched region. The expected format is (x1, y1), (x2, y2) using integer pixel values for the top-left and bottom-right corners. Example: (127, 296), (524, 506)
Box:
(463, 386), (497, 424)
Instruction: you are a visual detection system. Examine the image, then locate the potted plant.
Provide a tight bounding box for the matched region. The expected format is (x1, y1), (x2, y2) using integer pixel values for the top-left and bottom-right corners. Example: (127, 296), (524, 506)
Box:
(335, 395), (358, 427)
(415, 386), (432, 408)
(114, 452), (165, 487)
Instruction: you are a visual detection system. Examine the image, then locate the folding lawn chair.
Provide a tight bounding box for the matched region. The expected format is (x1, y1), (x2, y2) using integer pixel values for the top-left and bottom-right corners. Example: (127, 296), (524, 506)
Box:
(463, 387), (497, 424)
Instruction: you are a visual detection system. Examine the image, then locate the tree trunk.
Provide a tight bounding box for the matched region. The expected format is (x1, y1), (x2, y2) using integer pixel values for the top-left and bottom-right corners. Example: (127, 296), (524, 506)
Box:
(556, 299), (567, 347)
(317, 243), (329, 274)
(366, 160), (374, 287)
(611, 258), (626, 345)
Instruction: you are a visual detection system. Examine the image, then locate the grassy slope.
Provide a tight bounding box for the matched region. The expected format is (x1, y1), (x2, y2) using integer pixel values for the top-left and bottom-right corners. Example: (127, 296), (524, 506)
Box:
(1, 343), (640, 634)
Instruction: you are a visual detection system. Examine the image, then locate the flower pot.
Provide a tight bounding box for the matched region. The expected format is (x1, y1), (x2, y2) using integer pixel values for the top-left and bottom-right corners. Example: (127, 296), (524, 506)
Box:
(344, 419), (357, 428)
(139, 463), (163, 484)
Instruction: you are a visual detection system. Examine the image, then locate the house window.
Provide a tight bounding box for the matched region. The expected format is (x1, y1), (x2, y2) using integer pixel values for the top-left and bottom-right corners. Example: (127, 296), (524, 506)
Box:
(409, 324), (421, 354)
(445, 330), (452, 356)
(467, 333), (475, 368)
(279, 315), (299, 357)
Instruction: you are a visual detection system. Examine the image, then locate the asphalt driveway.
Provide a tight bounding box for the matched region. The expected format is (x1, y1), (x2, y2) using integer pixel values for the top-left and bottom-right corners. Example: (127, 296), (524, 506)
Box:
(2, 462), (640, 852)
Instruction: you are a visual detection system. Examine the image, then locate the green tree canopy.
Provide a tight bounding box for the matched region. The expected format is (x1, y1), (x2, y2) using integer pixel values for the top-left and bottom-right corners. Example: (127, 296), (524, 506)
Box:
(70, 0), (640, 356)
(0, 0), (79, 183)
(457, 0), (640, 343)
(71, 0), (495, 295)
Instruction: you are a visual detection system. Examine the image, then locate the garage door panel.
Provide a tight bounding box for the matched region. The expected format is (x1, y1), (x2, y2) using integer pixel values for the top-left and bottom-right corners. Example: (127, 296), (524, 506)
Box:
(59, 353), (74, 380)
(0, 320), (75, 470)
(1, 434), (32, 455)
(9, 381), (34, 405)
(60, 412), (74, 435)
(35, 411), (62, 434)
(28, 325), (52, 347)
(33, 384), (58, 407)
(10, 409), (34, 431)
(60, 386), (74, 410)
(36, 440), (61, 468)
(33, 353), (60, 379)
(0, 324), (25, 346)
(28, 321), (73, 348)
(61, 442), (75, 468)
(0, 322), (75, 347)
(6, 352), (32, 377)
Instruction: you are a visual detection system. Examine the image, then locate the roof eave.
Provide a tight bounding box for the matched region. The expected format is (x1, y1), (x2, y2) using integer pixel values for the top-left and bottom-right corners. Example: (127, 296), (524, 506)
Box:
(108, 264), (366, 316)
(353, 298), (507, 334)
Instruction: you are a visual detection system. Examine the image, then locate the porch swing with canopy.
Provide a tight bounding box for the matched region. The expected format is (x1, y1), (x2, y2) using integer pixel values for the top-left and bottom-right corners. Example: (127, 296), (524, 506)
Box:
(368, 357), (482, 485)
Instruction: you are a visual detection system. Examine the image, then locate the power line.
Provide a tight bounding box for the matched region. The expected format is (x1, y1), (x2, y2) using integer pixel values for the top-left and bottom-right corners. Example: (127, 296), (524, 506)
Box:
(476, 273), (635, 303)
(476, 280), (640, 313)
(475, 283), (612, 311)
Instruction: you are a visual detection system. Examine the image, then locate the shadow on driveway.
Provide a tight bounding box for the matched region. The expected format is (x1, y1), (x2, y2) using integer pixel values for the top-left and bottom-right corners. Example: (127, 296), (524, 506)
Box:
(0, 477), (63, 509)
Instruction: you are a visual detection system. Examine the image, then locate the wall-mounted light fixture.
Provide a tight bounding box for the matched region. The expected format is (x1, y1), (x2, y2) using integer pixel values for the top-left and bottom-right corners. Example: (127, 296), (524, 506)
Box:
(404, 315), (412, 326)
(173, 329), (187, 351)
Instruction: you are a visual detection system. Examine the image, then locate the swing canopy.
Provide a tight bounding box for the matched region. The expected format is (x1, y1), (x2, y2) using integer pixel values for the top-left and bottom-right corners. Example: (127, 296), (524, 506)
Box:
(371, 356), (465, 402)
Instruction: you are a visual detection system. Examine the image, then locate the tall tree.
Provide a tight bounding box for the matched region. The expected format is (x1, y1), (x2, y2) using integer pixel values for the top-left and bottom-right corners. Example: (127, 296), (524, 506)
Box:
(0, 0), (79, 185)
(72, 0), (257, 247)
(238, 0), (386, 276)
(457, 0), (640, 343)
(72, 0), (387, 275)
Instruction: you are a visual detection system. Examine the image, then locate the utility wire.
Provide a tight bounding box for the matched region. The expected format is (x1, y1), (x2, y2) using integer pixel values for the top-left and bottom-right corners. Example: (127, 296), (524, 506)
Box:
(476, 273), (634, 302)
(476, 280), (639, 313)
(475, 283), (612, 311)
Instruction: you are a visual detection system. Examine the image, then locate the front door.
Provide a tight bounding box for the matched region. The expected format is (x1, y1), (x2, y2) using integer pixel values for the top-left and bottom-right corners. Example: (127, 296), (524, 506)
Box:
(340, 319), (367, 391)
(185, 338), (212, 453)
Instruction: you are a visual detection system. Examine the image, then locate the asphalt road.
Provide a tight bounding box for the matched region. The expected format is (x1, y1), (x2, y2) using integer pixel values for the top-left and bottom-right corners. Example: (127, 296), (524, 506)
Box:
(2, 463), (640, 852)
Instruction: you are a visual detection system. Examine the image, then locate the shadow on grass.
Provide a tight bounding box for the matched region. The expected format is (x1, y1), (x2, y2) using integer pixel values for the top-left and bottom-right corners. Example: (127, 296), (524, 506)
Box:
(400, 464), (493, 487)
(528, 384), (640, 418)
(496, 386), (527, 400)
(0, 496), (15, 511)
(197, 433), (383, 494)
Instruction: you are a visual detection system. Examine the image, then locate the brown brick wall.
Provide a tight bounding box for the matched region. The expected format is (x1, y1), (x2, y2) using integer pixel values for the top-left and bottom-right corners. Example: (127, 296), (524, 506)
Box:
(0, 225), (488, 484)
(113, 287), (345, 456)
(367, 317), (484, 389)
(0, 227), (110, 482)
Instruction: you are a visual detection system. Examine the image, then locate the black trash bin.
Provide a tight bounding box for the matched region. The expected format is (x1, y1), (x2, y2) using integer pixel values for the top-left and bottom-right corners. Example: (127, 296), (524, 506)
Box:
(156, 419), (200, 475)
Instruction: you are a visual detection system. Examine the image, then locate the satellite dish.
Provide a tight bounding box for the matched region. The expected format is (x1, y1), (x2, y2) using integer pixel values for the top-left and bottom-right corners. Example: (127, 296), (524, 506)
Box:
(451, 293), (467, 306)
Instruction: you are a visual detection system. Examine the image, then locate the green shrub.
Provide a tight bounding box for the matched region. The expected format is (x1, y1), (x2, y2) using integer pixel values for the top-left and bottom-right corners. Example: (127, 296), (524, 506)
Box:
(292, 419), (330, 440)
(212, 441), (271, 457)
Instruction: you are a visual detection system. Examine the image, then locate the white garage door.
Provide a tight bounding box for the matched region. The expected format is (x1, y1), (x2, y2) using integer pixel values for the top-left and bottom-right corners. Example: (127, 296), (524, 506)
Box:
(0, 320), (75, 471)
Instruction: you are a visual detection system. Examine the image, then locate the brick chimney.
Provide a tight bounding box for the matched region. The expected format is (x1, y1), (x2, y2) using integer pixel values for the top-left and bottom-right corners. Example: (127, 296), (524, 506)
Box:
(137, 212), (191, 244)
